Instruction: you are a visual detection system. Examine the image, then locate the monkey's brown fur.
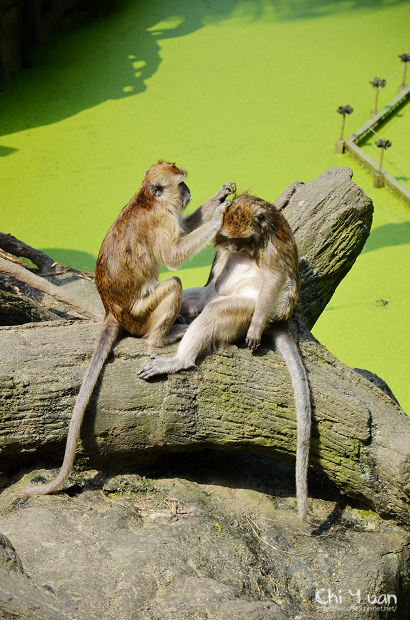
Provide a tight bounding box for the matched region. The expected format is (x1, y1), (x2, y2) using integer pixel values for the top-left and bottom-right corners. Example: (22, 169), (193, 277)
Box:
(140, 194), (311, 522)
(95, 161), (188, 347)
(22, 162), (235, 496)
(213, 193), (300, 326)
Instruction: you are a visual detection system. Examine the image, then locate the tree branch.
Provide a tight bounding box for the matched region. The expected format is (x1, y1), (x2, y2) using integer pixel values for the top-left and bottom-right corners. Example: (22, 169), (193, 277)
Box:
(0, 256), (103, 321)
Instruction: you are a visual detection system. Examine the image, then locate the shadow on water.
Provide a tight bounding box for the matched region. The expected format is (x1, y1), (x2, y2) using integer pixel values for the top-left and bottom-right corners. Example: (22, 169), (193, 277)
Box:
(0, 145), (18, 156)
(362, 221), (410, 253)
(40, 248), (97, 271)
(0, 0), (408, 141)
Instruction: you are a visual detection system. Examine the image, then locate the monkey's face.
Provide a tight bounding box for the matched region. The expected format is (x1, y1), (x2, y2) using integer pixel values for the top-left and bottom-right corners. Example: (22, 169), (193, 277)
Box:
(144, 161), (191, 209)
(225, 237), (254, 255)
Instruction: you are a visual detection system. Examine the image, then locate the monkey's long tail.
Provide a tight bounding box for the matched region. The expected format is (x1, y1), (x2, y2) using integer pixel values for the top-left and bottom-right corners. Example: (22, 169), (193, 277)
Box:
(273, 322), (311, 523)
(22, 316), (121, 496)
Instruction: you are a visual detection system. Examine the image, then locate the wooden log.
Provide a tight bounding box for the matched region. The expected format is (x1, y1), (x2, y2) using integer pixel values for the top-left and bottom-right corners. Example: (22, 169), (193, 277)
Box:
(0, 318), (408, 524)
(0, 278), (59, 325)
(1, 168), (408, 524)
(0, 256), (103, 321)
(279, 167), (373, 328)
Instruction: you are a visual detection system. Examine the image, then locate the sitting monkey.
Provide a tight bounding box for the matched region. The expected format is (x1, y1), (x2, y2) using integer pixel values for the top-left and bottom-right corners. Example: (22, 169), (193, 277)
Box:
(140, 193), (311, 522)
(22, 162), (235, 496)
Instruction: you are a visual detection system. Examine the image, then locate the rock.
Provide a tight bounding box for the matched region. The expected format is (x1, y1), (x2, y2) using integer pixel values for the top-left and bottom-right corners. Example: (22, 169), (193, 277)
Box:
(0, 458), (408, 619)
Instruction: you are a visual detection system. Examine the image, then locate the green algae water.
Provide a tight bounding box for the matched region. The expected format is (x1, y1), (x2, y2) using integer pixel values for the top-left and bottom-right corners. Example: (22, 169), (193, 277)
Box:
(1, 0), (409, 411)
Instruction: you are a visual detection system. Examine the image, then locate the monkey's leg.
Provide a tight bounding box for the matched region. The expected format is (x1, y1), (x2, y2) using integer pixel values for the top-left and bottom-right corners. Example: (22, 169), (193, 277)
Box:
(180, 285), (214, 319)
(128, 277), (183, 347)
(146, 278), (185, 347)
(139, 296), (254, 378)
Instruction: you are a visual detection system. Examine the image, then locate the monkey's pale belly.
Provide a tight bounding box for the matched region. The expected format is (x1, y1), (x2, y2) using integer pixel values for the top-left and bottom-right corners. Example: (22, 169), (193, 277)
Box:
(215, 260), (261, 298)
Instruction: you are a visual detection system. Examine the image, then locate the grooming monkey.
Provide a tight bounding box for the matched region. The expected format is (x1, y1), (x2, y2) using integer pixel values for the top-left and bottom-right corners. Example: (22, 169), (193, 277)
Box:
(140, 193), (311, 522)
(23, 161), (236, 496)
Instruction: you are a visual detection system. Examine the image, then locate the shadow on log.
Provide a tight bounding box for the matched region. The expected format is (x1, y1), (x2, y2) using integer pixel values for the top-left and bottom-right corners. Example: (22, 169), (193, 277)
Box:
(0, 168), (409, 525)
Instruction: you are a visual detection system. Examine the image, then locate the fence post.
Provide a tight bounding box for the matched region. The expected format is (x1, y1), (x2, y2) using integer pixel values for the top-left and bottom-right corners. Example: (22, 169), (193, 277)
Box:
(369, 77), (386, 119)
(398, 53), (410, 93)
(335, 105), (353, 153)
(374, 138), (392, 188)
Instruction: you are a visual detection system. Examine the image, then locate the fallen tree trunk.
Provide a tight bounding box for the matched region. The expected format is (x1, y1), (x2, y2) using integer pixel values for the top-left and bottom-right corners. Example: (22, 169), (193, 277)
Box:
(1, 167), (408, 524)
(279, 167), (374, 328)
(0, 318), (409, 523)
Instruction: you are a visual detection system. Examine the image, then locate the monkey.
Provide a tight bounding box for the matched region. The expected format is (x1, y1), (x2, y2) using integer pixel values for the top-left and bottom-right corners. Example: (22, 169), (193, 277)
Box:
(139, 193), (311, 522)
(22, 161), (236, 496)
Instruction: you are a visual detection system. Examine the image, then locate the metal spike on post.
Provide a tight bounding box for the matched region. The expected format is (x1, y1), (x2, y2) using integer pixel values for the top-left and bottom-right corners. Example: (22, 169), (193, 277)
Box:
(335, 105), (353, 153)
(369, 77), (386, 119)
(398, 52), (410, 93)
(374, 138), (392, 188)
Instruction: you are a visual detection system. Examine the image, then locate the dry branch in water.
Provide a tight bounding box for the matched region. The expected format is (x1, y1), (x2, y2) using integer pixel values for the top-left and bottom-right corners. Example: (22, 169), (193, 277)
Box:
(0, 232), (63, 275)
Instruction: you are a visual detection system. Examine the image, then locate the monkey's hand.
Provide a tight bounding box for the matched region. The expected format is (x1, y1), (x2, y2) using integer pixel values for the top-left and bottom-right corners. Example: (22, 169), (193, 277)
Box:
(215, 182), (236, 203)
(189, 183), (236, 227)
(245, 326), (261, 352)
(209, 194), (231, 230)
(211, 184), (236, 223)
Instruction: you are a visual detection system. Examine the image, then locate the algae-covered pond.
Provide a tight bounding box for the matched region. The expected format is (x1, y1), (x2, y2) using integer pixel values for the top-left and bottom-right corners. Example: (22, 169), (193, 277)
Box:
(1, 0), (409, 410)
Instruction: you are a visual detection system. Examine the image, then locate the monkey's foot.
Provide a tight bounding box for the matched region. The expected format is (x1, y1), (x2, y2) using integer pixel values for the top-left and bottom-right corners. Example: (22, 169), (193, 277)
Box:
(139, 354), (189, 379)
(165, 323), (188, 344)
(145, 324), (188, 349)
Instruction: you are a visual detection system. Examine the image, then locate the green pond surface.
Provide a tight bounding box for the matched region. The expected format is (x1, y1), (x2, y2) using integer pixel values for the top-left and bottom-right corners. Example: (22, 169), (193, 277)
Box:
(1, 0), (409, 411)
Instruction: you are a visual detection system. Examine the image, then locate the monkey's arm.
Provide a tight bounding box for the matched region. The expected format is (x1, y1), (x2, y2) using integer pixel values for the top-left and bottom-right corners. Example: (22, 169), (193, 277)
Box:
(246, 270), (286, 351)
(161, 206), (226, 270)
(184, 183), (236, 232)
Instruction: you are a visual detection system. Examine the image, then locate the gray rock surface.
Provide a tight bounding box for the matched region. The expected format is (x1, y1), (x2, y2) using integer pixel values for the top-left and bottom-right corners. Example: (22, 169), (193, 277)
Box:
(1, 457), (408, 619)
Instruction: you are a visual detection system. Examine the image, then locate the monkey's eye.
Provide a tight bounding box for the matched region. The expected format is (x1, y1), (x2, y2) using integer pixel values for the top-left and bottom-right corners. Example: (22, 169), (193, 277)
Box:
(150, 182), (164, 197)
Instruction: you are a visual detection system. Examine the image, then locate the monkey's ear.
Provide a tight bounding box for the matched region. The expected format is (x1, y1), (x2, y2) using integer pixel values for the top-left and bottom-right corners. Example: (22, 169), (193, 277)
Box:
(150, 182), (164, 197)
(254, 207), (269, 228)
